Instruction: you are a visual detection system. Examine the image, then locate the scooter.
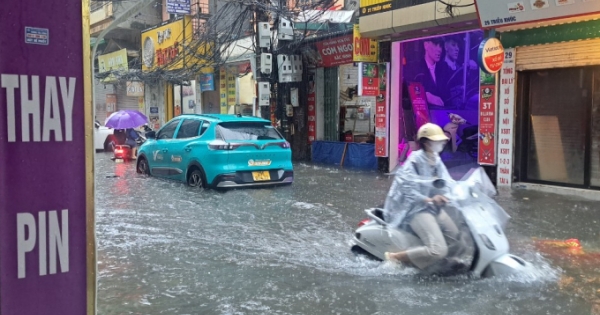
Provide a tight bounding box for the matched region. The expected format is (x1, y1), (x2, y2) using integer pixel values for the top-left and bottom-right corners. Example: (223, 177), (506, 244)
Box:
(112, 129), (147, 161)
(350, 168), (531, 278)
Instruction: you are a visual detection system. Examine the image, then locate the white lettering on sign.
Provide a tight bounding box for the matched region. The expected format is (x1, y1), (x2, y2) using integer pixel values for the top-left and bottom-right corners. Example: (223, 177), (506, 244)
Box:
(497, 48), (515, 186)
(17, 210), (69, 279)
(1, 74), (76, 142)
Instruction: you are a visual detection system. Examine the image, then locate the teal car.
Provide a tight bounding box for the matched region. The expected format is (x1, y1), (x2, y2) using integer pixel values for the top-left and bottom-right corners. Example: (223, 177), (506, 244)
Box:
(136, 114), (293, 188)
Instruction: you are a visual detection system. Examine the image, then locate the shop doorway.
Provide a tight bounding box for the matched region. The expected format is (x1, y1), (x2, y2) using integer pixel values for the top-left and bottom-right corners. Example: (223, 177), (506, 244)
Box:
(323, 67), (339, 141)
(517, 66), (600, 188)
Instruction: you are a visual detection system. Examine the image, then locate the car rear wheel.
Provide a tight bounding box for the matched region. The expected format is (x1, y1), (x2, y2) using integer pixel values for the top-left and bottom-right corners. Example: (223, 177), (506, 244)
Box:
(137, 157), (150, 175)
(187, 167), (205, 188)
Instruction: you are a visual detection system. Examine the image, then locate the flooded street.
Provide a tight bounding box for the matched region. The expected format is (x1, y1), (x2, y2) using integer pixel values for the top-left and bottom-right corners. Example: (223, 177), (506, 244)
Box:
(95, 152), (599, 315)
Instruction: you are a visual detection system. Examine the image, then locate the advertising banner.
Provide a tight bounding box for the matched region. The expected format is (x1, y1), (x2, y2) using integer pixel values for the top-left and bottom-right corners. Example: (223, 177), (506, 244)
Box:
(307, 74), (317, 144)
(474, 0), (600, 29)
(0, 0), (91, 314)
(98, 48), (128, 83)
(497, 48), (516, 186)
(106, 94), (117, 117)
(315, 35), (354, 67)
(227, 67), (237, 112)
(478, 71), (497, 165)
(353, 25), (378, 63)
(200, 73), (215, 92)
(407, 83), (431, 129)
(219, 67), (228, 114)
(359, 63), (379, 96)
(375, 63), (390, 157)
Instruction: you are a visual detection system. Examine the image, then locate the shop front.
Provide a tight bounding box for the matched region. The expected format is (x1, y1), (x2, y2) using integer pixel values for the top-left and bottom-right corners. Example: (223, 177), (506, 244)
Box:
(307, 31), (382, 169)
(474, 0), (600, 189)
(391, 29), (485, 179)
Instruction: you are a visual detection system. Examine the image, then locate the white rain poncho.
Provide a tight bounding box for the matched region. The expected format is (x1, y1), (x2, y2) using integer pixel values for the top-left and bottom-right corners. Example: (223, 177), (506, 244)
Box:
(383, 149), (455, 227)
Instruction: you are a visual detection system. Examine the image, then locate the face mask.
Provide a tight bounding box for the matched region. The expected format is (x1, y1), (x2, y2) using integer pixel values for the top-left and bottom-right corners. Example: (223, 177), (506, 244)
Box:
(429, 141), (445, 153)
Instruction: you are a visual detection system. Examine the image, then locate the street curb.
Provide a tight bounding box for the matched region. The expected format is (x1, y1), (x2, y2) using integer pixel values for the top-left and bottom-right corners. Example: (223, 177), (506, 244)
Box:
(512, 182), (600, 201)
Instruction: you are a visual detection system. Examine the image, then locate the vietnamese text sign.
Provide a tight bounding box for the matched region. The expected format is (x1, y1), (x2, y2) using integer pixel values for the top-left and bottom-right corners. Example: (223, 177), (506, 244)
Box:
(360, 0), (392, 16)
(375, 63), (389, 157)
(497, 48), (515, 186)
(315, 35), (354, 67)
(126, 81), (144, 97)
(407, 82), (431, 129)
(98, 48), (128, 83)
(359, 63), (379, 96)
(1, 0), (91, 314)
(166, 0), (191, 14)
(475, 0), (600, 29)
(307, 74), (317, 144)
(478, 72), (497, 165)
(200, 73), (215, 92)
(219, 67), (227, 114)
(353, 25), (378, 63)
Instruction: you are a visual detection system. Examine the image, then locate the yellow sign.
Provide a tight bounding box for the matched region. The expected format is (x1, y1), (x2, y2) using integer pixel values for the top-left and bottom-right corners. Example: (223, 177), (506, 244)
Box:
(227, 66), (237, 111)
(141, 17), (213, 72)
(98, 48), (128, 83)
(219, 67), (228, 114)
(353, 25), (378, 63)
(360, 0), (392, 16)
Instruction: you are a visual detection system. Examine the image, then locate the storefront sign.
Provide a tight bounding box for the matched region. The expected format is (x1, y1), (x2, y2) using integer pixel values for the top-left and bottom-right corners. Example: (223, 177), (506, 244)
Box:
(359, 0), (392, 16)
(359, 63), (379, 96)
(353, 25), (378, 63)
(375, 63), (390, 157)
(407, 82), (431, 129)
(166, 0), (191, 14)
(219, 67), (228, 114)
(126, 81), (144, 97)
(478, 72), (497, 165)
(1, 0), (92, 313)
(474, 0), (600, 29)
(200, 73), (214, 92)
(478, 38), (505, 74)
(315, 35), (354, 67)
(106, 94), (117, 117)
(98, 48), (128, 83)
(141, 17), (201, 71)
(226, 67), (236, 111)
(497, 48), (515, 186)
(307, 74), (317, 143)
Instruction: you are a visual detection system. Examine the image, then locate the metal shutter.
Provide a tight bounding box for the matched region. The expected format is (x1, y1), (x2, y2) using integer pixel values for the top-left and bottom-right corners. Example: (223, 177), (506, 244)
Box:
(515, 38), (600, 71)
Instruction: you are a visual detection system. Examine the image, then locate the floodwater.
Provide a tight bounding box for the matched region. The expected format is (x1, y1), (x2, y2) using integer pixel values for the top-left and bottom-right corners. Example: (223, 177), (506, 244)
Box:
(95, 152), (600, 315)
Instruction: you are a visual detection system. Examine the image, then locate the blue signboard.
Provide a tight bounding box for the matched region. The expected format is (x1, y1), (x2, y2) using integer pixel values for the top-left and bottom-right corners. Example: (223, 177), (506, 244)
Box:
(24, 27), (49, 45)
(166, 0), (191, 15)
(200, 73), (215, 92)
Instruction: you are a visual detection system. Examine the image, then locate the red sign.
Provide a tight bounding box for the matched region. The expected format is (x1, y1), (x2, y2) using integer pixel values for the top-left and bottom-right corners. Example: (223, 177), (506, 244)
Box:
(478, 38), (505, 74)
(307, 76), (316, 143)
(315, 35), (354, 67)
(375, 64), (389, 157)
(407, 82), (431, 129)
(478, 79), (497, 165)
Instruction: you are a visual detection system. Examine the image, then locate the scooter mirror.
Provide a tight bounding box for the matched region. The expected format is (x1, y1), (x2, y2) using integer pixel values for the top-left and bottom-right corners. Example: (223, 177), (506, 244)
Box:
(433, 179), (446, 189)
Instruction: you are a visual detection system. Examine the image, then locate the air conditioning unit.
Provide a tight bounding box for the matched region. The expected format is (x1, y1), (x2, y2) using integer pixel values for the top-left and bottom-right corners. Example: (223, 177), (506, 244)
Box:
(258, 22), (271, 48)
(258, 81), (271, 106)
(260, 53), (272, 75)
(277, 18), (294, 41)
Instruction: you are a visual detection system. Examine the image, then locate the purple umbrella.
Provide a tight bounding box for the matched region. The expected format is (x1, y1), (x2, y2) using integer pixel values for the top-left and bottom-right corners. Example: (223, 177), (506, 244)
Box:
(105, 110), (148, 129)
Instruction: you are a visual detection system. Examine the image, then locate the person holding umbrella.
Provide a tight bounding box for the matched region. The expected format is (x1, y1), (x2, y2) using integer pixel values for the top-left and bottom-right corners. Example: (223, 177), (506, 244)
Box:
(105, 110), (149, 160)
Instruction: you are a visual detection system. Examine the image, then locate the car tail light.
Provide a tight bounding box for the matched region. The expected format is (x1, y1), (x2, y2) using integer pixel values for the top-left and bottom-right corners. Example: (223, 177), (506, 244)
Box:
(208, 141), (240, 151)
(279, 141), (291, 148)
(358, 219), (370, 227)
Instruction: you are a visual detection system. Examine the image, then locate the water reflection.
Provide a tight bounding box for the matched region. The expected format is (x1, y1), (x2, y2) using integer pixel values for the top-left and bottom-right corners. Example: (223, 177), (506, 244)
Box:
(95, 152), (598, 315)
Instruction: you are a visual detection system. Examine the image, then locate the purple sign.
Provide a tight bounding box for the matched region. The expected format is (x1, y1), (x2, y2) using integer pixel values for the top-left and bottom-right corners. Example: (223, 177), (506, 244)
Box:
(0, 1), (89, 314)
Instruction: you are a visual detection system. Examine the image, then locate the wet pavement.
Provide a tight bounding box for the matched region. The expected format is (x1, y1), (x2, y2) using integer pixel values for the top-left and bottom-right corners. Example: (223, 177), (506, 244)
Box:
(95, 152), (600, 315)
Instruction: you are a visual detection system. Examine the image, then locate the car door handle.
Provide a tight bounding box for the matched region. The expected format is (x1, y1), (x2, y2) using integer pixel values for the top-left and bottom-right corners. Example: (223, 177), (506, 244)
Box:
(184, 147), (192, 152)
(162, 149), (168, 153)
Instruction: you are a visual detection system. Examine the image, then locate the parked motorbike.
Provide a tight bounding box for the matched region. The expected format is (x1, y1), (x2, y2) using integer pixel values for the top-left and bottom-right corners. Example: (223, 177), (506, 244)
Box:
(350, 168), (531, 278)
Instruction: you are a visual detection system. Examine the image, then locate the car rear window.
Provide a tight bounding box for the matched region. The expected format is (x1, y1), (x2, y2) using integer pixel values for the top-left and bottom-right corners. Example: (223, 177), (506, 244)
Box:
(217, 122), (283, 141)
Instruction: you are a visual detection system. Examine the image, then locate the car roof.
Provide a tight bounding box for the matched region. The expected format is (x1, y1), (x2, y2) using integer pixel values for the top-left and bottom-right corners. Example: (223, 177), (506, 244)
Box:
(175, 114), (272, 124)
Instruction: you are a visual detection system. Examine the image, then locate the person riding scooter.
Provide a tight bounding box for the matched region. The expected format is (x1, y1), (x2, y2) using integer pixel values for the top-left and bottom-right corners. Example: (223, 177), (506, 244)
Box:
(124, 127), (140, 159)
(383, 123), (462, 270)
